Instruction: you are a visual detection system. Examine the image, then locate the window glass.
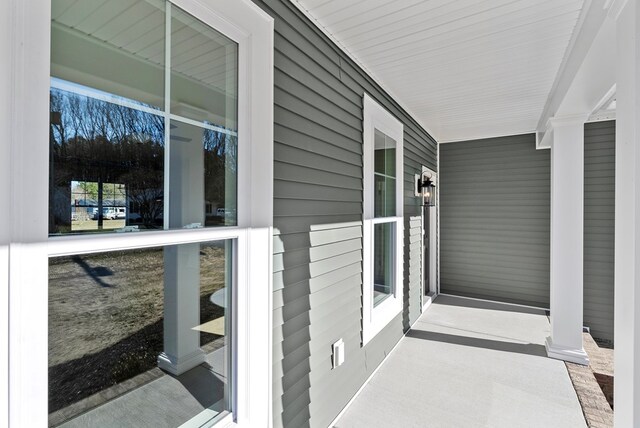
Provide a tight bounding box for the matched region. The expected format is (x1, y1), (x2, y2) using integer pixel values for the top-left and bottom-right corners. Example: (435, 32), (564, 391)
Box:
(48, 241), (232, 427)
(49, 1), (238, 235)
(50, 86), (165, 234)
(374, 129), (396, 217)
(169, 120), (237, 228)
(373, 222), (395, 307)
(51, 0), (165, 110)
(171, 6), (238, 129)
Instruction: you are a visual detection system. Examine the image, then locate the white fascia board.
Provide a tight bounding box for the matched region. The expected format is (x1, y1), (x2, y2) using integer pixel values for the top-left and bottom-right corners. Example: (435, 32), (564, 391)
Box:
(554, 18), (616, 118)
(536, 0), (609, 132)
(588, 84), (616, 121)
(604, 0), (630, 19)
(537, 127), (553, 150)
(438, 128), (537, 145)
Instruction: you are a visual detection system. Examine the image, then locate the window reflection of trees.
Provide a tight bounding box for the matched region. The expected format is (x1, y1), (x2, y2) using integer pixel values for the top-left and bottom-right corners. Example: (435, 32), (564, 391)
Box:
(49, 87), (236, 233)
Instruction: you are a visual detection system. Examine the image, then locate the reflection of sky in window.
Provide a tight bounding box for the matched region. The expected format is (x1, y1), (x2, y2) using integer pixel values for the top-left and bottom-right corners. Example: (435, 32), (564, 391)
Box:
(50, 84), (165, 146)
(50, 78), (237, 147)
(51, 78), (161, 113)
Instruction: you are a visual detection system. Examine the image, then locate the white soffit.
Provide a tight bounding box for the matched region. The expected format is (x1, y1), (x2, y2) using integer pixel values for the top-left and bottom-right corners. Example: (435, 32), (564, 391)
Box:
(293, 0), (586, 143)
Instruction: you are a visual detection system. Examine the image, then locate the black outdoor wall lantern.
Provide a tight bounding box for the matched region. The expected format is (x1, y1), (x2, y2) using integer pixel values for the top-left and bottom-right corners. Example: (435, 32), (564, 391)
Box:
(417, 176), (436, 207)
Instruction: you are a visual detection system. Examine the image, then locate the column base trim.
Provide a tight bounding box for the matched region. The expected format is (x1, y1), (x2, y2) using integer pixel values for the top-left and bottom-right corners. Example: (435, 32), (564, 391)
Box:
(545, 336), (589, 365)
(158, 349), (206, 375)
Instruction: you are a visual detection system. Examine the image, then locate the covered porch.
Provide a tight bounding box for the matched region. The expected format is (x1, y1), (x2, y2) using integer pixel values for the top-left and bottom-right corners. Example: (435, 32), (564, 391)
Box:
(334, 295), (600, 427)
(293, 0), (640, 425)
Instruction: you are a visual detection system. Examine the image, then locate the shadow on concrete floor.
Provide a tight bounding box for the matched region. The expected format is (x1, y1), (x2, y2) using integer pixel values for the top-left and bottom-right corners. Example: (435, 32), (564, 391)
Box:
(435, 293), (547, 315)
(405, 329), (548, 357)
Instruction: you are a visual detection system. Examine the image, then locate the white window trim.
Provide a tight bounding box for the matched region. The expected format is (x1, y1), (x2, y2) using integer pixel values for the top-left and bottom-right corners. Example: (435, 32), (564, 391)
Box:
(362, 94), (404, 345)
(4, 0), (273, 427)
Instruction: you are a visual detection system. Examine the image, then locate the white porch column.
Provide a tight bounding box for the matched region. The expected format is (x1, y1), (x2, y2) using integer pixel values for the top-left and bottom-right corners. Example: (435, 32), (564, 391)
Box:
(159, 243), (206, 375)
(158, 123), (207, 375)
(545, 114), (590, 365)
(611, 0), (640, 425)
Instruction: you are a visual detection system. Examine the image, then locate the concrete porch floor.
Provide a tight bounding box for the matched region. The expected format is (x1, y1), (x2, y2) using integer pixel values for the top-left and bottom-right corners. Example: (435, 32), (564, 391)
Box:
(334, 295), (587, 428)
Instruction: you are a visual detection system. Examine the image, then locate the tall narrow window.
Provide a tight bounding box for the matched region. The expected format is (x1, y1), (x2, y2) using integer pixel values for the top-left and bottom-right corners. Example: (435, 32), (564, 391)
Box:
(362, 94), (404, 345)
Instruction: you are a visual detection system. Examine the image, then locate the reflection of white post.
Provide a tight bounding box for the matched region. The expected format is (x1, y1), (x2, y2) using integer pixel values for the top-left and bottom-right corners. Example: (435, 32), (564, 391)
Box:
(225, 43), (237, 222)
(159, 243), (205, 375)
(545, 115), (589, 365)
(223, 240), (232, 407)
(158, 122), (206, 375)
(168, 121), (205, 228)
(612, 0), (640, 425)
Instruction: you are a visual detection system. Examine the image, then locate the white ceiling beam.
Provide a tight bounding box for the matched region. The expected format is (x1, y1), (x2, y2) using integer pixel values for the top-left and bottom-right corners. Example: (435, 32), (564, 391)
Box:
(535, 0), (609, 147)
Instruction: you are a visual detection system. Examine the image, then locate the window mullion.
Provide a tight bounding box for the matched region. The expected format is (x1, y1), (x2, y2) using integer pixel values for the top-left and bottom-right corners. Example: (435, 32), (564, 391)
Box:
(373, 172), (396, 180)
(371, 216), (401, 224)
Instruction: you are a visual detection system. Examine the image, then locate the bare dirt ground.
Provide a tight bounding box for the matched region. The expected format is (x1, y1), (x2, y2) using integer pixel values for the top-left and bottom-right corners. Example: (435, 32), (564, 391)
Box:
(48, 245), (226, 413)
(71, 219), (126, 233)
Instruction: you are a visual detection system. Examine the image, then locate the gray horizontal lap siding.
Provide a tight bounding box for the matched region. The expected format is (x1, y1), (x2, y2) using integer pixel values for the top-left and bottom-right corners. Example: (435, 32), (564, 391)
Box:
(440, 134), (551, 308)
(252, 1), (437, 427)
(583, 120), (615, 344)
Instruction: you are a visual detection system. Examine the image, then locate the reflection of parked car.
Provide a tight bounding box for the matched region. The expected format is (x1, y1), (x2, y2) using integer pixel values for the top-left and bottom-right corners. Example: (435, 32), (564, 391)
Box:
(113, 208), (126, 219)
(92, 207), (126, 220)
(215, 207), (236, 219)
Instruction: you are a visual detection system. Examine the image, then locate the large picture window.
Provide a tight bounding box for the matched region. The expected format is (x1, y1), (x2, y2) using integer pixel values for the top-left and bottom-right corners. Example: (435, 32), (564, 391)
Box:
(47, 1), (240, 426)
(362, 94), (404, 345)
(4, 1), (275, 427)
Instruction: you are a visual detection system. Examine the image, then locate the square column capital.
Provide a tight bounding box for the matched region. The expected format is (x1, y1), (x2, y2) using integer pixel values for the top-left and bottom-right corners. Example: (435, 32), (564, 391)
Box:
(548, 113), (590, 129)
(542, 114), (589, 150)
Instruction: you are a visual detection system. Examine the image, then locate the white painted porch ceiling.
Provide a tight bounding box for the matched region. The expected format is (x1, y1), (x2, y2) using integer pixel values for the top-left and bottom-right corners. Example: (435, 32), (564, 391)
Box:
(294, 0), (586, 143)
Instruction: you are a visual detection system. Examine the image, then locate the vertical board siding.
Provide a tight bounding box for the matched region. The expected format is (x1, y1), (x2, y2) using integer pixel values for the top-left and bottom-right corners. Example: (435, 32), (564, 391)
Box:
(252, 1), (437, 426)
(584, 121), (615, 344)
(439, 134), (551, 308)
